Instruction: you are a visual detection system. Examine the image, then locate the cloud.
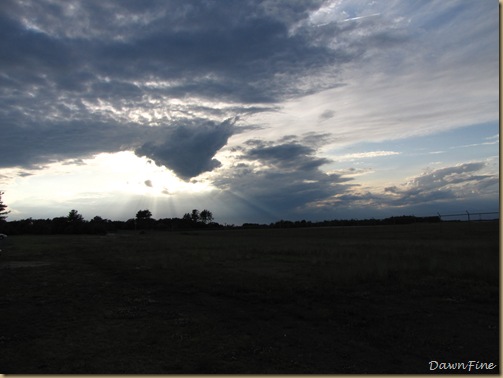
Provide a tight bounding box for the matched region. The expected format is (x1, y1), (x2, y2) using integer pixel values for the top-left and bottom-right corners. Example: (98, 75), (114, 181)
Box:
(0, 0), (353, 106)
(245, 142), (330, 171)
(17, 172), (34, 177)
(0, 0), (426, 125)
(336, 151), (400, 161)
(0, 0), (376, 178)
(3, 0), (494, 174)
(0, 120), (131, 169)
(319, 109), (335, 122)
(342, 13), (381, 23)
(0, 116), (235, 179)
(62, 159), (87, 166)
(306, 161), (499, 219)
(450, 140), (500, 149)
(213, 133), (355, 218)
(380, 162), (498, 207)
(134, 118), (235, 180)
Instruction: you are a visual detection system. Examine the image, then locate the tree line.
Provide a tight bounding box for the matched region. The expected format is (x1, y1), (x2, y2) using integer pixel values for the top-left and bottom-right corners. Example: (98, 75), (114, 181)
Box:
(0, 192), (443, 236)
(0, 208), (221, 235)
(0, 193), (221, 234)
(256, 215), (441, 229)
(0, 210), (441, 236)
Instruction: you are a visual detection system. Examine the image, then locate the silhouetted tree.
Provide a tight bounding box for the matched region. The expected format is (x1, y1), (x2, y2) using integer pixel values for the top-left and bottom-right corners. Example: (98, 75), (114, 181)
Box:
(0, 191), (10, 222)
(63, 210), (84, 233)
(89, 215), (109, 234)
(136, 209), (152, 220)
(67, 209), (84, 223)
(136, 209), (153, 230)
(200, 209), (213, 224)
(191, 209), (200, 223)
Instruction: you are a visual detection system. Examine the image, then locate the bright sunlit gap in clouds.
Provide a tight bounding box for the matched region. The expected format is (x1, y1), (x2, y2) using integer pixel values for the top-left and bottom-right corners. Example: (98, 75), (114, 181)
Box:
(6, 151), (215, 220)
(92, 151), (214, 195)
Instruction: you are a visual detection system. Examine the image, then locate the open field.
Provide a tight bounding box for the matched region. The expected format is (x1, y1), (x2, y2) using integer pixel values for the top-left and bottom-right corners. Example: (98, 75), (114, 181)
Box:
(0, 222), (499, 373)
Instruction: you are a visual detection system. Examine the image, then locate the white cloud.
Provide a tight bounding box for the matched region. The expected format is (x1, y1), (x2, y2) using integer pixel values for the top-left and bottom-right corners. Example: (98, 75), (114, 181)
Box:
(335, 150), (400, 161)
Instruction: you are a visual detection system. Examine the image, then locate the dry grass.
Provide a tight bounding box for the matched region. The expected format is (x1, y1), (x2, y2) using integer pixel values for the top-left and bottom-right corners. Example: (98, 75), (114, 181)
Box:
(0, 222), (499, 373)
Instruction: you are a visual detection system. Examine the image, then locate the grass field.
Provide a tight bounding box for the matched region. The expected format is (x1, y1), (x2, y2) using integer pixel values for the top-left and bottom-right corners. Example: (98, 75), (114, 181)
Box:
(0, 221), (499, 373)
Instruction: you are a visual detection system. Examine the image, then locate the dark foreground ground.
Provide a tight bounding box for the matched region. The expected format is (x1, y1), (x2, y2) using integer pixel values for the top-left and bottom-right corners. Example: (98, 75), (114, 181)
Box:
(0, 222), (499, 374)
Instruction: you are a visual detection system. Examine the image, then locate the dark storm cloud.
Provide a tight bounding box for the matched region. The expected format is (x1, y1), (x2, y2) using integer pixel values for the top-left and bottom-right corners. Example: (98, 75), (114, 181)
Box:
(89, 13), (348, 103)
(246, 143), (331, 171)
(0, 119), (135, 169)
(0, 116), (234, 179)
(0, 0), (406, 100)
(0, 0), (411, 178)
(134, 118), (235, 180)
(214, 134), (354, 216)
(0, 0), (348, 102)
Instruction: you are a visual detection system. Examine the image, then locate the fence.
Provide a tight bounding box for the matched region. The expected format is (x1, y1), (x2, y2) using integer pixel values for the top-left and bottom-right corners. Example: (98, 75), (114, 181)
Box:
(437, 211), (499, 222)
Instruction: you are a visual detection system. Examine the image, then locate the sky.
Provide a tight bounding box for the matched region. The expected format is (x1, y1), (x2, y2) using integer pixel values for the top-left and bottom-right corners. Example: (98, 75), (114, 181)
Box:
(0, 0), (499, 225)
